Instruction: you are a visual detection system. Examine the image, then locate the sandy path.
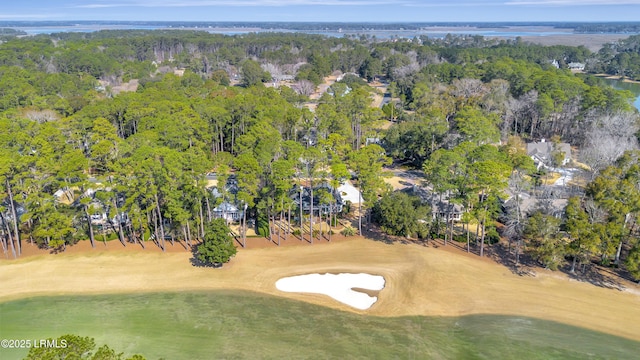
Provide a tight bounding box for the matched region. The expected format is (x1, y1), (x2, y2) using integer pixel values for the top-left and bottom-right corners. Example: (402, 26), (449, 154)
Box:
(309, 75), (338, 100)
(383, 166), (425, 190)
(1, 237), (639, 341)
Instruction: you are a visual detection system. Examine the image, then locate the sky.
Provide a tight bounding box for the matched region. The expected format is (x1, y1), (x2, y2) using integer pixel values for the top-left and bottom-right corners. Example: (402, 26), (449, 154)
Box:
(1, 0), (640, 23)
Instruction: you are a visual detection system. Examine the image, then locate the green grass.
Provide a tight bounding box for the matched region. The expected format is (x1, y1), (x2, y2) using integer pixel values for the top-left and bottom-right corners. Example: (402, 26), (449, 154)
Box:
(1, 291), (638, 359)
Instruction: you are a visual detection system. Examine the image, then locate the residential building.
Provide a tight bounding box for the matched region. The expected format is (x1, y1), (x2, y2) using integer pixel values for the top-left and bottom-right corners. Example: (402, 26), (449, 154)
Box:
(568, 62), (585, 71)
(527, 139), (572, 170)
(291, 183), (344, 215)
(212, 201), (244, 222)
(402, 186), (464, 222)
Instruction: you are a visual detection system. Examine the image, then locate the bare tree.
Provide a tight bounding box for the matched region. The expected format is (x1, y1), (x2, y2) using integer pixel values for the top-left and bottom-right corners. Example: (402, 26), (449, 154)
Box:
(584, 198), (607, 224)
(24, 109), (59, 123)
(581, 111), (639, 176)
(552, 97), (582, 140)
(480, 79), (510, 114)
(451, 78), (488, 101)
(262, 62), (282, 80)
(504, 90), (539, 138)
(392, 62), (420, 80)
(294, 80), (315, 97)
(281, 63), (300, 75)
(503, 172), (530, 265)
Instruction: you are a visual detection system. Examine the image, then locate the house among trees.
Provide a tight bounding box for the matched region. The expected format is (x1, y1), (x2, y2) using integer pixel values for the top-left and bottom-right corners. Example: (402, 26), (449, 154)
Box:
(365, 137), (381, 146)
(53, 189), (73, 204)
(269, 74), (296, 88)
(208, 174), (244, 222)
(301, 129), (318, 147)
(88, 200), (109, 227)
(337, 181), (362, 205)
(505, 195), (568, 219)
(503, 177), (575, 216)
(527, 139), (572, 170)
(326, 84), (351, 97)
(272, 74), (295, 82)
(82, 195), (130, 230)
(402, 186), (464, 222)
(0, 200), (26, 225)
(568, 62), (585, 71)
(52, 187), (131, 230)
(431, 200), (464, 222)
(209, 175), (239, 197)
(291, 184), (344, 215)
(212, 201), (244, 222)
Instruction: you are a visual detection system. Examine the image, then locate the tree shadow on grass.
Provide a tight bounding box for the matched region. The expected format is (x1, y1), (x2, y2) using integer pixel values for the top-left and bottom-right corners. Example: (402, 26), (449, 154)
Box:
(46, 237), (148, 254)
(488, 242), (633, 288)
(363, 226), (397, 245)
(441, 238), (471, 252)
(486, 242), (540, 277)
(363, 225), (430, 246)
(48, 246), (67, 254)
(567, 264), (626, 291)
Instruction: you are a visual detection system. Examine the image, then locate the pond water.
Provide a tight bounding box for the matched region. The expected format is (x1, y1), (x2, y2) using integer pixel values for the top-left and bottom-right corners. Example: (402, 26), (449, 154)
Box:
(601, 78), (640, 111)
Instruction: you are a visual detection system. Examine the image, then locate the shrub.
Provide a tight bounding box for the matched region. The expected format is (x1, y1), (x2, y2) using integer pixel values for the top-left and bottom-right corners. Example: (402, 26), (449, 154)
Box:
(142, 228), (151, 241)
(105, 231), (120, 241)
(452, 234), (467, 243)
(341, 226), (356, 236)
(256, 213), (269, 237)
(416, 223), (430, 239)
(344, 201), (352, 214)
(486, 226), (500, 244)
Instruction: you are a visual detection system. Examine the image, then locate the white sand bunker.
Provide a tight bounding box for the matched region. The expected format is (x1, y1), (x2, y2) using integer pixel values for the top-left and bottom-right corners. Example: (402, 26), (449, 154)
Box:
(275, 273), (385, 310)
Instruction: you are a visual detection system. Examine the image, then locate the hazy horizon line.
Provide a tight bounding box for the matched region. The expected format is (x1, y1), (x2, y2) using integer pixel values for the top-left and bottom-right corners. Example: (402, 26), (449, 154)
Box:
(2, 20), (639, 24)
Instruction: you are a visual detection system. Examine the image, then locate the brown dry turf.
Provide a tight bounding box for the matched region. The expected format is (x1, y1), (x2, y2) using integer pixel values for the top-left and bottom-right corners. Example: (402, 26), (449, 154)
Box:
(1, 236), (640, 342)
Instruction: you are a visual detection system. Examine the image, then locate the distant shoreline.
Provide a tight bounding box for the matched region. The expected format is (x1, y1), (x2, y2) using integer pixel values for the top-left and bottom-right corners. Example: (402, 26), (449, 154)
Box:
(1, 24), (613, 42)
(594, 73), (640, 85)
(517, 33), (631, 52)
(2, 22), (636, 51)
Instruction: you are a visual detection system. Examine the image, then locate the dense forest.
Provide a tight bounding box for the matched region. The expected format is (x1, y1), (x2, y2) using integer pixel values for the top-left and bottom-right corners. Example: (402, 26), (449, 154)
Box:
(592, 35), (640, 80)
(1, 30), (639, 281)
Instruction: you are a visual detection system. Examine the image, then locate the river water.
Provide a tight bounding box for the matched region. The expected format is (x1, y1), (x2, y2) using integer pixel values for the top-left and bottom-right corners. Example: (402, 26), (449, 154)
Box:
(5, 24), (592, 39)
(601, 78), (640, 111)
